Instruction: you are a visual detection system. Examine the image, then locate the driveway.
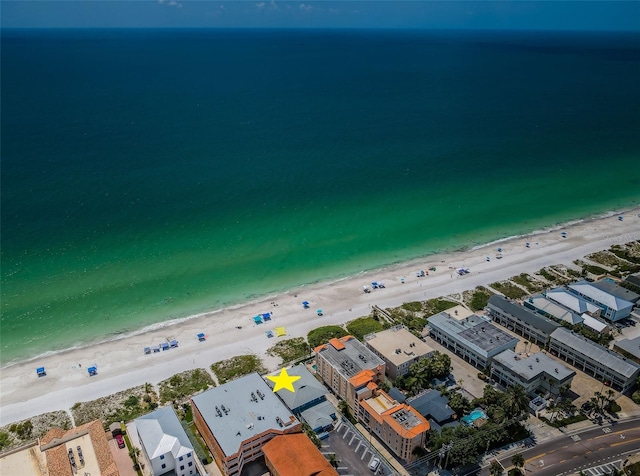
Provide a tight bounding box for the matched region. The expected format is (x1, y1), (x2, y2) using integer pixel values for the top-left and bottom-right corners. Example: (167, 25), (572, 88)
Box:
(108, 437), (137, 476)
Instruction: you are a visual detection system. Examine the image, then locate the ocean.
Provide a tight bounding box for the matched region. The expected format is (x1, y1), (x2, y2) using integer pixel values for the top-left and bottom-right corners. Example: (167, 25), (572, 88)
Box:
(1, 29), (639, 365)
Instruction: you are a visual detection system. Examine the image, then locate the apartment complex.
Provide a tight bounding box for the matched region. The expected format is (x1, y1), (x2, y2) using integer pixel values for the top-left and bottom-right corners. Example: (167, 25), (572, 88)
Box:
(613, 336), (640, 364)
(364, 325), (435, 379)
(191, 372), (301, 476)
(358, 390), (430, 462)
(135, 406), (198, 476)
(314, 336), (385, 411)
(567, 281), (635, 322)
(262, 433), (338, 476)
(549, 328), (640, 393)
(490, 350), (575, 397)
(427, 311), (519, 369)
(487, 295), (560, 345)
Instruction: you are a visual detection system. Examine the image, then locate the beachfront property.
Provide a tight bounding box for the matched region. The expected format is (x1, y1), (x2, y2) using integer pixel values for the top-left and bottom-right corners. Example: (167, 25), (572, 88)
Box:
(613, 336), (640, 365)
(265, 364), (337, 433)
(426, 311), (519, 369)
(357, 389), (430, 462)
(134, 406), (198, 476)
(487, 295), (560, 346)
(490, 350), (575, 398)
(566, 280), (635, 322)
(406, 390), (459, 432)
(524, 293), (610, 334)
(363, 325), (435, 379)
(549, 328), (640, 393)
(262, 433), (339, 476)
(0, 420), (119, 476)
(314, 336), (385, 412)
(191, 372), (302, 476)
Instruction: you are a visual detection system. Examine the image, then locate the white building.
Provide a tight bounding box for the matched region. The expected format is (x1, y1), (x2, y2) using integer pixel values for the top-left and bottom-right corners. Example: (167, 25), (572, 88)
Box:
(135, 406), (198, 476)
(567, 281), (634, 322)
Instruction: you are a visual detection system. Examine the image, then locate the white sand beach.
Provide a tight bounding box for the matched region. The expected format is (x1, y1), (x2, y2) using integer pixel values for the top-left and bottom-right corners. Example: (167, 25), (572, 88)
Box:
(1, 209), (639, 426)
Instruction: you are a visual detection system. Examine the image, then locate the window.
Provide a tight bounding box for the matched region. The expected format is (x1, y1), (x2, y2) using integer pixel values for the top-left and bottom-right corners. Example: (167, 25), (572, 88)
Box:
(188, 462), (193, 467)
(160, 455), (165, 460)
(181, 465), (185, 470)
(162, 464), (166, 469)
(179, 456), (183, 461)
(186, 452), (191, 458)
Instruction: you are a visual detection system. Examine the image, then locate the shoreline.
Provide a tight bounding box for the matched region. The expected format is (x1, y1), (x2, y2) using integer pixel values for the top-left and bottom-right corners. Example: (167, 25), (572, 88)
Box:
(3, 205), (637, 370)
(1, 208), (640, 426)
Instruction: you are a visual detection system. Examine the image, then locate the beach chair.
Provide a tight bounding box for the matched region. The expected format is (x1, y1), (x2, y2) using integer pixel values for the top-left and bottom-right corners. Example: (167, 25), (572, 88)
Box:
(197, 333), (206, 342)
(262, 313), (272, 321)
(36, 367), (46, 377)
(144, 347), (151, 355)
(316, 309), (323, 316)
(160, 342), (170, 351)
(152, 345), (161, 353)
(302, 301), (310, 309)
(169, 339), (179, 348)
(87, 366), (98, 377)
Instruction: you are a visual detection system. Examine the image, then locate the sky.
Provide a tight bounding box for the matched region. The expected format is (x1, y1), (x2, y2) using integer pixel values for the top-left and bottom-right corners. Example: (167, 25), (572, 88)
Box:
(1, 0), (639, 30)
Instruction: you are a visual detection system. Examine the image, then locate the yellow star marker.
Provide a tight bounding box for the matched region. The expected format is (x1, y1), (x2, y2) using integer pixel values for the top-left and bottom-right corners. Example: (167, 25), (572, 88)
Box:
(267, 368), (301, 393)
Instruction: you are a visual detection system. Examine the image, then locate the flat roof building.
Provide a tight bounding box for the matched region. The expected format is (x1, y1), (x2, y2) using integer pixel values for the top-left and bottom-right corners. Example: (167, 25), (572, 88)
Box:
(134, 406), (197, 476)
(358, 390), (430, 463)
(490, 350), (575, 397)
(568, 281), (634, 322)
(262, 433), (338, 476)
(314, 336), (385, 411)
(487, 295), (560, 346)
(364, 325), (435, 379)
(0, 420), (119, 476)
(549, 328), (640, 393)
(191, 372), (301, 476)
(427, 311), (519, 369)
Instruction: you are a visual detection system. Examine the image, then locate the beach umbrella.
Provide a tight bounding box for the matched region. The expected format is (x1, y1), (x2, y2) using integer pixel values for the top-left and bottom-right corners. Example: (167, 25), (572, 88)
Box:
(302, 301), (310, 308)
(316, 309), (323, 316)
(275, 326), (286, 337)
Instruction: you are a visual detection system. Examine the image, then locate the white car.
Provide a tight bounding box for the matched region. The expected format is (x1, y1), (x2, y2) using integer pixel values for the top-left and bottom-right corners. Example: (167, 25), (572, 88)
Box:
(368, 457), (381, 471)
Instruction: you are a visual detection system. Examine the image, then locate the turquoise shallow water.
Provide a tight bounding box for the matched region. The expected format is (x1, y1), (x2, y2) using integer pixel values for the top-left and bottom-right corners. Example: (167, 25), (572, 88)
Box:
(1, 29), (639, 365)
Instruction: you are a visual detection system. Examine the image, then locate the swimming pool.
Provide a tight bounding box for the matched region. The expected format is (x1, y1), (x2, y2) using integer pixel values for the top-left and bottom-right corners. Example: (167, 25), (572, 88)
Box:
(462, 409), (487, 425)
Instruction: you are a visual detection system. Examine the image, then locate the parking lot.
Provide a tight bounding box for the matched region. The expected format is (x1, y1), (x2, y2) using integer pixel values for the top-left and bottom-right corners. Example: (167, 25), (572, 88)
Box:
(322, 420), (393, 475)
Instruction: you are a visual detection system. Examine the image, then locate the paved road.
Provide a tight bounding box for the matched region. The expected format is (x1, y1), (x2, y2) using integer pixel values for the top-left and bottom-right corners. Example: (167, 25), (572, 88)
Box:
(480, 418), (640, 476)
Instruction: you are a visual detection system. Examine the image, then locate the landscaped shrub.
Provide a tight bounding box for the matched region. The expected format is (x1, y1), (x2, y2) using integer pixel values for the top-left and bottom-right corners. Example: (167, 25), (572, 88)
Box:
(211, 355), (266, 384)
(307, 325), (348, 348)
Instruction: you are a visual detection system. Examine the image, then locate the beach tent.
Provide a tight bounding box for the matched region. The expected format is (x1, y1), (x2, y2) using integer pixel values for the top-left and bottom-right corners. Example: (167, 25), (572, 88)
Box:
(160, 342), (170, 351)
(378, 282), (386, 288)
(266, 330), (274, 338)
(197, 333), (206, 342)
(253, 315), (263, 325)
(36, 367), (46, 377)
(371, 281), (379, 289)
(152, 345), (161, 353)
(169, 339), (179, 348)
(87, 366), (98, 376)
(302, 301), (310, 308)
(262, 313), (272, 321)
(144, 347), (151, 354)
(274, 326), (286, 337)
(316, 309), (324, 316)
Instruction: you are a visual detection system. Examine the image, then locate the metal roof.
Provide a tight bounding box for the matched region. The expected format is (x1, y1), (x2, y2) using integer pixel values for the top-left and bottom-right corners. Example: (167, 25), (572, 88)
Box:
(525, 296), (584, 325)
(265, 364), (327, 412)
(191, 372), (299, 457)
(135, 406), (193, 460)
(569, 281), (634, 312)
(592, 279), (640, 303)
(488, 295), (561, 335)
(316, 336), (385, 379)
(550, 328), (640, 378)
(614, 336), (640, 359)
(546, 288), (601, 315)
(407, 390), (455, 424)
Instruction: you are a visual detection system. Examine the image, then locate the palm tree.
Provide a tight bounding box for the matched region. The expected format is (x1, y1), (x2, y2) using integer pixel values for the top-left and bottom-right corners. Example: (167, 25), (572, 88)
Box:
(490, 460), (504, 476)
(503, 385), (530, 418)
(512, 453), (525, 475)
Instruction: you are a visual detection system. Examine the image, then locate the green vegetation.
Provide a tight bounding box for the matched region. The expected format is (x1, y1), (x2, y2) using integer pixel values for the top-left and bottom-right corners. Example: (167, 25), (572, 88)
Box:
(632, 390), (640, 405)
(490, 281), (528, 299)
(538, 268), (557, 282)
(385, 306), (428, 335)
(338, 400), (357, 425)
(401, 301), (424, 313)
(510, 274), (544, 293)
(8, 420), (33, 439)
(423, 298), (458, 317)
(211, 354), (266, 384)
(540, 413), (588, 428)
(71, 384), (159, 428)
(395, 351), (451, 396)
(0, 411), (72, 451)
(0, 431), (12, 450)
(302, 422), (322, 449)
(582, 264), (609, 276)
(307, 325), (348, 348)
(346, 317), (385, 340)
(625, 461), (640, 476)
(267, 337), (310, 366)
(467, 287), (494, 312)
(159, 369), (216, 405)
(587, 251), (626, 268)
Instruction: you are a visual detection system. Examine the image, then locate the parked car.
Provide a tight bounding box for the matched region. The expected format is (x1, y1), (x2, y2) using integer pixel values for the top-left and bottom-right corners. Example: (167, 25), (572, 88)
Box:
(368, 457), (380, 472)
(115, 434), (125, 449)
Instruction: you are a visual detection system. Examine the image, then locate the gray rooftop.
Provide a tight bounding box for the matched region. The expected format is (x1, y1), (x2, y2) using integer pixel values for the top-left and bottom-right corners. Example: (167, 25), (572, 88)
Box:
(135, 406), (193, 460)
(546, 288), (601, 315)
(625, 273), (640, 289)
(265, 365), (327, 412)
(488, 295), (561, 335)
(390, 406), (423, 431)
(388, 387), (407, 404)
(428, 312), (519, 358)
(592, 279), (640, 303)
(569, 281), (634, 312)
(191, 372), (299, 457)
(614, 336), (640, 359)
(316, 336), (385, 379)
(550, 328), (640, 378)
(525, 296), (583, 325)
(407, 390), (455, 424)
(493, 350), (575, 383)
(300, 400), (336, 431)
